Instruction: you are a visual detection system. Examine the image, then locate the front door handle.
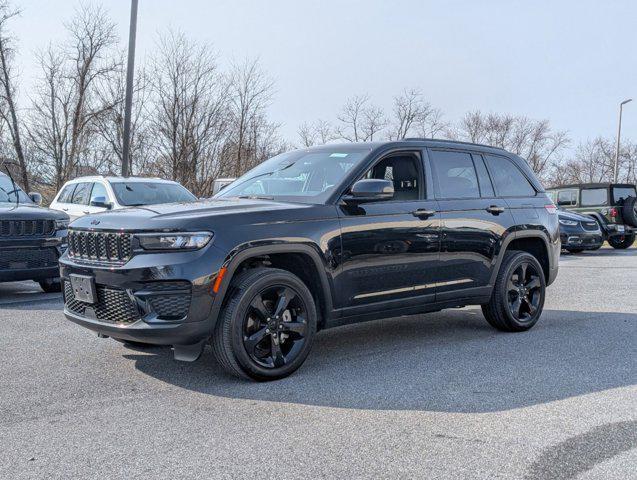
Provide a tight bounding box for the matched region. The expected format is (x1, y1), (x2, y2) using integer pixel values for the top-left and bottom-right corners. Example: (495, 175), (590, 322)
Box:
(62, 208), (69, 211)
(412, 209), (436, 219)
(486, 205), (505, 215)
(83, 210), (90, 215)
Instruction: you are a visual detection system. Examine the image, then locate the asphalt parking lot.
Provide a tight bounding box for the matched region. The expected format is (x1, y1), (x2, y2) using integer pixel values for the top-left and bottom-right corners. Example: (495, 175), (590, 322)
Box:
(1, 248), (636, 479)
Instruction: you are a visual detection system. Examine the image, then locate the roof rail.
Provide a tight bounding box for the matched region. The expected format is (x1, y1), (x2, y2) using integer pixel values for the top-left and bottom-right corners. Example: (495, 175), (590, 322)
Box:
(402, 138), (507, 151)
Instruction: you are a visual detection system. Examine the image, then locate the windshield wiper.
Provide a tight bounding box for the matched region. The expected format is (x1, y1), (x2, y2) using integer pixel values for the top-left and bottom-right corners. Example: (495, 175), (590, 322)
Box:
(237, 195), (274, 200)
(2, 163), (20, 208)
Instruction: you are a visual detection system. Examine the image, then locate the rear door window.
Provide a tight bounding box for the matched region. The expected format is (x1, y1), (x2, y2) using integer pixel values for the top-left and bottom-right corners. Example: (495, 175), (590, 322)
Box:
(430, 150), (480, 199)
(472, 154), (495, 197)
(557, 189), (578, 206)
(71, 182), (91, 205)
(581, 188), (608, 206)
(484, 155), (536, 197)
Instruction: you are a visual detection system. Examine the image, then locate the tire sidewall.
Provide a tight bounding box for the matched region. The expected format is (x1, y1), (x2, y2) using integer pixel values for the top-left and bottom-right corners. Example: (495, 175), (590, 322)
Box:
(228, 271), (317, 379)
(498, 253), (546, 328)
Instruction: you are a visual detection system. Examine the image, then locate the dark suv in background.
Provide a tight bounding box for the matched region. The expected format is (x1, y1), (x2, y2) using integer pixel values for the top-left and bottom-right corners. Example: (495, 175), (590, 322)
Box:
(547, 183), (637, 249)
(61, 140), (559, 381)
(1, 172), (69, 292)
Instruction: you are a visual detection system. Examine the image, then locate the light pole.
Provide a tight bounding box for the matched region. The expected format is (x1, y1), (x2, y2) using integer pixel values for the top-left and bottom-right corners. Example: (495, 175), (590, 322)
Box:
(121, 0), (139, 177)
(614, 98), (632, 183)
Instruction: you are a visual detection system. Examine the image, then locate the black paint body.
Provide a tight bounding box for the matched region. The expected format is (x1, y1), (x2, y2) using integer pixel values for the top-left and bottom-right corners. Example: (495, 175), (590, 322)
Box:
(60, 140), (560, 347)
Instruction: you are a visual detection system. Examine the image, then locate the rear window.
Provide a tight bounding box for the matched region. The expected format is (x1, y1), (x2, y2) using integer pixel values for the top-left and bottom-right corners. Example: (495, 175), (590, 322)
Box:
(581, 188), (608, 206)
(110, 182), (196, 206)
(613, 186), (636, 203)
(484, 155), (536, 197)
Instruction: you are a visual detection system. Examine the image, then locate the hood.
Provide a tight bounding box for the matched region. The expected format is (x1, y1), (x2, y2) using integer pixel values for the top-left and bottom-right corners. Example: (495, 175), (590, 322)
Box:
(558, 210), (593, 222)
(0, 203), (69, 221)
(69, 198), (321, 231)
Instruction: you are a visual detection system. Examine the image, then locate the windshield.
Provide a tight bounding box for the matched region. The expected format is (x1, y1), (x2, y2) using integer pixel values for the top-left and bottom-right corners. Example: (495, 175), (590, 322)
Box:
(111, 182), (197, 206)
(613, 186), (637, 203)
(217, 148), (368, 203)
(0, 174), (31, 205)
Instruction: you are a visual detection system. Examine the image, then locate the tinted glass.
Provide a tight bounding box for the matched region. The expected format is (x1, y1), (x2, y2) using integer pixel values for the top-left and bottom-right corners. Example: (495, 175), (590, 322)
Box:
(472, 154), (495, 197)
(0, 174), (30, 204)
(484, 155), (535, 197)
(557, 189), (578, 206)
(363, 154), (421, 201)
(71, 182), (91, 205)
(58, 184), (76, 203)
(111, 182), (196, 206)
(613, 186), (637, 203)
(219, 149), (367, 202)
(581, 188), (608, 206)
(430, 150), (480, 199)
(90, 182), (109, 203)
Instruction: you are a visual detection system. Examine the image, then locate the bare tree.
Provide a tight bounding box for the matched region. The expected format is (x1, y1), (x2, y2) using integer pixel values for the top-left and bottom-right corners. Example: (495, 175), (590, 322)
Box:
(227, 58), (276, 177)
(0, 1), (28, 189)
(455, 110), (569, 180)
(149, 30), (230, 195)
(28, 4), (119, 190)
(336, 94), (386, 142)
(297, 119), (334, 147)
(389, 89), (447, 140)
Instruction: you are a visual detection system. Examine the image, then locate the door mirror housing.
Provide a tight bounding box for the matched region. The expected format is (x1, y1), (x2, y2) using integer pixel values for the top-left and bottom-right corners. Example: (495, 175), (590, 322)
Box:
(343, 179), (394, 204)
(28, 192), (43, 206)
(90, 197), (113, 209)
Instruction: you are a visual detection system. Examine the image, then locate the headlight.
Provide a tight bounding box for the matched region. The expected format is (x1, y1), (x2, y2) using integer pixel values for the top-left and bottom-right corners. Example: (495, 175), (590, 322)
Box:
(136, 232), (213, 251)
(55, 219), (70, 230)
(559, 219), (578, 226)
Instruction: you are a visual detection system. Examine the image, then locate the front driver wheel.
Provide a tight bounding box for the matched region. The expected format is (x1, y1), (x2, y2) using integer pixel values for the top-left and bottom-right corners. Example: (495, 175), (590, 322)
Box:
(212, 267), (317, 381)
(482, 251), (546, 332)
(608, 233), (635, 249)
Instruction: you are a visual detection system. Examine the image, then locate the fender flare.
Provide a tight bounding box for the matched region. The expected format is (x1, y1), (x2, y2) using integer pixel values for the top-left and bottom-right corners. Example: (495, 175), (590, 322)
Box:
(210, 243), (335, 324)
(489, 230), (553, 285)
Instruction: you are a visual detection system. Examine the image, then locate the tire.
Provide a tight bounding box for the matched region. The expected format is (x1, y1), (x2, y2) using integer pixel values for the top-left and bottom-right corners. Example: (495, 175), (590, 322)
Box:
(608, 233), (635, 249)
(621, 196), (637, 227)
(482, 251), (546, 332)
(38, 278), (62, 293)
(211, 267), (317, 381)
(566, 248), (584, 254)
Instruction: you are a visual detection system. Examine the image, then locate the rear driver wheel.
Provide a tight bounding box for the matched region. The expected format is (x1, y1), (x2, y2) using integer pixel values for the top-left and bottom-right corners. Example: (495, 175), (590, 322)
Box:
(482, 251), (546, 332)
(608, 233), (635, 249)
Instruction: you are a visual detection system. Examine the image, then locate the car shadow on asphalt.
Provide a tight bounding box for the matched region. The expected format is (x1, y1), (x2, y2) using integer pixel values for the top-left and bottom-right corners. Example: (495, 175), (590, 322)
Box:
(124, 308), (637, 413)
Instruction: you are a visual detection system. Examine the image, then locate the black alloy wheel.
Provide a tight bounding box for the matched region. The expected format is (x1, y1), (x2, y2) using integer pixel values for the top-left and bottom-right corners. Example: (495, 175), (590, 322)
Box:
(243, 285), (309, 369)
(608, 233), (635, 249)
(505, 261), (543, 322)
(212, 267), (317, 381)
(482, 250), (546, 332)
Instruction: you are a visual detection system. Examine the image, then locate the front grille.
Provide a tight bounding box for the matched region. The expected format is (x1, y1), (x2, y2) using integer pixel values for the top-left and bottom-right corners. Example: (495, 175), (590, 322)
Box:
(582, 221), (599, 232)
(0, 247), (58, 270)
(64, 281), (140, 324)
(67, 230), (133, 264)
(0, 219), (55, 237)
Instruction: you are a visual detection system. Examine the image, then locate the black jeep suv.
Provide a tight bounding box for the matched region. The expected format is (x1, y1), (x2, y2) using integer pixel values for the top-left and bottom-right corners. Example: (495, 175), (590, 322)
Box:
(1, 172), (69, 292)
(61, 140), (559, 380)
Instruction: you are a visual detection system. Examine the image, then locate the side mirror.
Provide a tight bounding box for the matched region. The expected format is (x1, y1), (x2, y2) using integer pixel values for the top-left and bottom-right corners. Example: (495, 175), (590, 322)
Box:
(342, 179), (394, 204)
(90, 197), (113, 209)
(28, 192), (43, 206)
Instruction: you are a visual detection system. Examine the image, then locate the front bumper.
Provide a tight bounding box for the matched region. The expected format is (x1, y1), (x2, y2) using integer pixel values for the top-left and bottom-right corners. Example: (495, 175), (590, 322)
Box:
(60, 245), (227, 346)
(560, 231), (604, 250)
(0, 234), (66, 282)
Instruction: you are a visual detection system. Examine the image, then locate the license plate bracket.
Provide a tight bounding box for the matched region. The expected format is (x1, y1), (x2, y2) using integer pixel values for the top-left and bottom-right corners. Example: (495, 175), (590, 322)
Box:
(70, 274), (96, 304)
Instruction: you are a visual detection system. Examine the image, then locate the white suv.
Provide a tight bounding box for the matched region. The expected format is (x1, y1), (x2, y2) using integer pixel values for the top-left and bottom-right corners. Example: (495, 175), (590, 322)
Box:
(50, 176), (197, 220)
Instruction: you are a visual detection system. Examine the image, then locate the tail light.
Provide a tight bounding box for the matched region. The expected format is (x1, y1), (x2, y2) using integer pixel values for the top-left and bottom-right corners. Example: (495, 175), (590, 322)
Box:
(545, 204), (557, 214)
(609, 208), (618, 218)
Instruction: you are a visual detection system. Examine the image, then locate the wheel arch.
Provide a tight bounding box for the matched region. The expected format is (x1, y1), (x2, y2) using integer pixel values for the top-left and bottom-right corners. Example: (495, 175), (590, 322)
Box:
(492, 231), (552, 284)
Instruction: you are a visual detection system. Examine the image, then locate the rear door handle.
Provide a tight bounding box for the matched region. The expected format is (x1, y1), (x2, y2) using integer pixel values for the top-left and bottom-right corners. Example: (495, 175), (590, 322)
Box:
(83, 210), (90, 215)
(486, 205), (505, 215)
(62, 208), (69, 211)
(412, 209), (436, 219)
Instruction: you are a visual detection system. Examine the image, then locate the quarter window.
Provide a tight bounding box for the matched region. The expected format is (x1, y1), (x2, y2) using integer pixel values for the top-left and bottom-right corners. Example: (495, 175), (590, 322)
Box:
(581, 188), (608, 206)
(484, 155), (536, 197)
(557, 189), (578, 206)
(430, 150), (480, 199)
(613, 186), (637, 203)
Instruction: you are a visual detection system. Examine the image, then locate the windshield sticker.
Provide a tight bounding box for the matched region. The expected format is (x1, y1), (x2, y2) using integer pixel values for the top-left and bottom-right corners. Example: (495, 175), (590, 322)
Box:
(329, 153), (348, 158)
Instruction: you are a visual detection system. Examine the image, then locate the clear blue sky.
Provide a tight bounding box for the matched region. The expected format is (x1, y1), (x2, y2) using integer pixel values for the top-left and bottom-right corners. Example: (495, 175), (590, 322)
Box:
(16, 0), (637, 150)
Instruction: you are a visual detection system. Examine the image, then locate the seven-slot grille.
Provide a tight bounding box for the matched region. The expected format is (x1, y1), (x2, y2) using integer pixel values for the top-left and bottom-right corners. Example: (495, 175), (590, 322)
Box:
(68, 230), (133, 264)
(0, 219), (55, 237)
(581, 220), (599, 232)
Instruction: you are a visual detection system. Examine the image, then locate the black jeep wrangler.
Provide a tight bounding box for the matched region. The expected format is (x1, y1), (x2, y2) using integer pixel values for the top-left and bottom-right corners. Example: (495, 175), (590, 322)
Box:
(547, 183), (637, 249)
(1, 172), (69, 292)
(61, 140), (560, 380)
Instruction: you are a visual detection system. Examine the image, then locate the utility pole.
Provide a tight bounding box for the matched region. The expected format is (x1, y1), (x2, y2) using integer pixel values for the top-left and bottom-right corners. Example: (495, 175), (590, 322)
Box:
(121, 0), (139, 177)
(614, 98), (632, 183)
